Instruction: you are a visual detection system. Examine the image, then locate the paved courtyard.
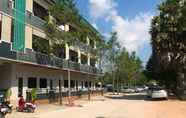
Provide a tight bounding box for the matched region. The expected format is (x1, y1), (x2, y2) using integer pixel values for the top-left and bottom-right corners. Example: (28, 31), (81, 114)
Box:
(7, 93), (186, 118)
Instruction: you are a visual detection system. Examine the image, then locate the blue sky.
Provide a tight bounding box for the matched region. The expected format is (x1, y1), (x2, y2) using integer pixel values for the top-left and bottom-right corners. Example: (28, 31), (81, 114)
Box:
(76, 0), (161, 66)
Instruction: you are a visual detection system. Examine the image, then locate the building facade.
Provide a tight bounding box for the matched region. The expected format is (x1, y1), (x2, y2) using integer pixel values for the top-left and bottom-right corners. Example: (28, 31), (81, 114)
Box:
(0, 0), (102, 104)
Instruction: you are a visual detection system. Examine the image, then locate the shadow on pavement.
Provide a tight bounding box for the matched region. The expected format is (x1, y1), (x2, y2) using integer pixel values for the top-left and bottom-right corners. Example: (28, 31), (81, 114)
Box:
(105, 93), (168, 101)
(105, 94), (147, 101)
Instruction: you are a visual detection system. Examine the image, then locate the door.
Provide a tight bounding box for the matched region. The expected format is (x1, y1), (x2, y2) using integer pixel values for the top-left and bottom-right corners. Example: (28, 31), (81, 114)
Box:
(18, 77), (23, 97)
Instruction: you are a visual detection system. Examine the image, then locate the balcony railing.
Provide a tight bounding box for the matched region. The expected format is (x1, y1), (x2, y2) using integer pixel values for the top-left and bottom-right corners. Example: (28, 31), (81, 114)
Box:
(0, 0), (13, 15)
(16, 50), (101, 74)
(26, 11), (46, 30)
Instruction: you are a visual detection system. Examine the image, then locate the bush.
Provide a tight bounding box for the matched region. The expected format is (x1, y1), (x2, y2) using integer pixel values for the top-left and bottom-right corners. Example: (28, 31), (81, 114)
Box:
(31, 88), (37, 102)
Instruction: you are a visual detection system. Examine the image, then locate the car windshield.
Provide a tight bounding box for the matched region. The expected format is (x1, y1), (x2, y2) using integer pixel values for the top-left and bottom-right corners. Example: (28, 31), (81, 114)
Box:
(152, 86), (163, 91)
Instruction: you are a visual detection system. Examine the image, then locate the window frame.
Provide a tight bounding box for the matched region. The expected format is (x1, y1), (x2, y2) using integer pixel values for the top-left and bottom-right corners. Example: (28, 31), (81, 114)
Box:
(28, 77), (37, 88)
(39, 78), (47, 88)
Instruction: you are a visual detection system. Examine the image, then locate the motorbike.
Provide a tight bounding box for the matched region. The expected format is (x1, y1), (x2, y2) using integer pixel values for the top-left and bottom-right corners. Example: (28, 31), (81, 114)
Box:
(16, 96), (36, 113)
(0, 91), (12, 118)
(1, 101), (12, 113)
(0, 102), (11, 118)
(16, 102), (36, 113)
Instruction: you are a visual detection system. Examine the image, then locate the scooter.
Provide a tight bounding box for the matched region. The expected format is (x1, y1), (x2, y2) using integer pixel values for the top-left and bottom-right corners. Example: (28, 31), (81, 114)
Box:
(1, 101), (13, 113)
(16, 102), (36, 113)
(0, 102), (11, 118)
(16, 96), (36, 113)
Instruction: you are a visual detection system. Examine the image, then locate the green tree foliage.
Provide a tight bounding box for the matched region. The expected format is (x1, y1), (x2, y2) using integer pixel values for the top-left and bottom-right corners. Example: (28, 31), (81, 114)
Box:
(5, 88), (12, 101)
(45, 0), (101, 45)
(31, 88), (37, 102)
(103, 32), (146, 89)
(148, 0), (186, 95)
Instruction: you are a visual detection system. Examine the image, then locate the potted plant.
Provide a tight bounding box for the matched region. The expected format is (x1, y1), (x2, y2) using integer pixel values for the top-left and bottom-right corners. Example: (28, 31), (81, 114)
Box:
(5, 88), (12, 102)
(31, 88), (37, 103)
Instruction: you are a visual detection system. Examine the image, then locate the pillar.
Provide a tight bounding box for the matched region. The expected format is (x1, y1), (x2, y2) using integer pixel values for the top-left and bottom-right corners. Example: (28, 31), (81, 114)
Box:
(25, 26), (32, 49)
(26, 0), (33, 13)
(78, 48), (81, 63)
(65, 43), (69, 60)
(1, 15), (11, 43)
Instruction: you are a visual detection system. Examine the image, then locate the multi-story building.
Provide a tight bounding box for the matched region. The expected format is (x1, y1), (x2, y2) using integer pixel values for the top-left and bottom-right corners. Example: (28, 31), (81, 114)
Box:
(0, 0), (102, 104)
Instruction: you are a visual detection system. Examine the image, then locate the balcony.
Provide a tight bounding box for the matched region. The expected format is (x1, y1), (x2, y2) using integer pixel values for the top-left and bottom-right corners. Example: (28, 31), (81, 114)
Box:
(0, 0), (13, 15)
(26, 11), (46, 30)
(16, 48), (100, 74)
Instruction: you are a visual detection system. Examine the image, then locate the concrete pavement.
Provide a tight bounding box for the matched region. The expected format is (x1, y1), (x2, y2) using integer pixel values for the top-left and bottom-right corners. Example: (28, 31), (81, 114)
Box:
(7, 93), (186, 118)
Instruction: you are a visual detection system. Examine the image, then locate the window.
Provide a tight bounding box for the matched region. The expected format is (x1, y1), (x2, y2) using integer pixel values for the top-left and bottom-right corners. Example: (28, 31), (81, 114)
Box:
(69, 50), (78, 62)
(81, 54), (88, 64)
(85, 81), (88, 88)
(64, 80), (68, 88)
(90, 58), (96, 67)
(39, 78), (47, 88)
(28, 77), (37, 88)
(89, 39), (94, 48)
(53, 44), (66, 59)
(32, 35), (49, 54)
(89, 82), (92, 88)
(70, 80), (75, 88)
(33, 1), (49, 20)
(0, 21), (2, 40)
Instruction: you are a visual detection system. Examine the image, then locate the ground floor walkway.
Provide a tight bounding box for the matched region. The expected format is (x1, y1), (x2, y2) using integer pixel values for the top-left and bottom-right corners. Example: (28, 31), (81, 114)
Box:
(7, 93), (186, 118)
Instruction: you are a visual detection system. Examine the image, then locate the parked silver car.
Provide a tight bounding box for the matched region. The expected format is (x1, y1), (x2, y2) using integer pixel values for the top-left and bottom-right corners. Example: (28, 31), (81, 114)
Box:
(147, 86), (168, 99)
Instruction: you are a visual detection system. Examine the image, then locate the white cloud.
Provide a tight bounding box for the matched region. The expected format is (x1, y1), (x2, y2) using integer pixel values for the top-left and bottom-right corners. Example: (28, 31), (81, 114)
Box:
(89, 0), (116, 18)
(88, 0), (153, 54)
(109, 12), (153, 53)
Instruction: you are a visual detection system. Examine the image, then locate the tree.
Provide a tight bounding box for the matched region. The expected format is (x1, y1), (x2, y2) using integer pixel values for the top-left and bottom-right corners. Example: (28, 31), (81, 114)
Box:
(149, 0), (186, 98)
(116, 49), (143, 88)
(106, 32), (120, 94)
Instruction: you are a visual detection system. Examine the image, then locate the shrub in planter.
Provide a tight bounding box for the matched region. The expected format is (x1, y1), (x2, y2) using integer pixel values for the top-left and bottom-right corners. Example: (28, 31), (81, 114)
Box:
(31, 88), (37, 103)
(5, 88), (12, 102)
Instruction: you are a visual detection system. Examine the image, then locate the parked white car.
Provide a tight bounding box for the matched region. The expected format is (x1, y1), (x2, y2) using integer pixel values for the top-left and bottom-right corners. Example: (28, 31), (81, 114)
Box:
(121, 88), (135, 93)
(147, 86), (168, 99)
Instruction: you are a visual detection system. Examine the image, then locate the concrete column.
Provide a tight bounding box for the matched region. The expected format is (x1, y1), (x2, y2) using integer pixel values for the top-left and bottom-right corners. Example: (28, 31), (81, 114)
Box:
(65, 43), (69, 60)
(87, 53), (90, 65)
(83, 81), (85, 89)
(37, 78), (40, 89)
(1, 15), (11, 43)
(78, 48), (81, 63)
(86, 37), (90, 45)
(94, 41), (96, 49)
(26, 0), (33, 13)
(47, 79), (50, 90)
(25, 26), (32, 49)
(78, 81), (81, 90)
(23, 77), (28, 99)
(64, 24), (69, 32)
(74, 80), (77, 91)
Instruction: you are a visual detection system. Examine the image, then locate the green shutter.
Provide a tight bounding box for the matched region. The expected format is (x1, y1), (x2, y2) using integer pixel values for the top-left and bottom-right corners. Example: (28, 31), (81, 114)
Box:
(12, 0), (25, 51)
